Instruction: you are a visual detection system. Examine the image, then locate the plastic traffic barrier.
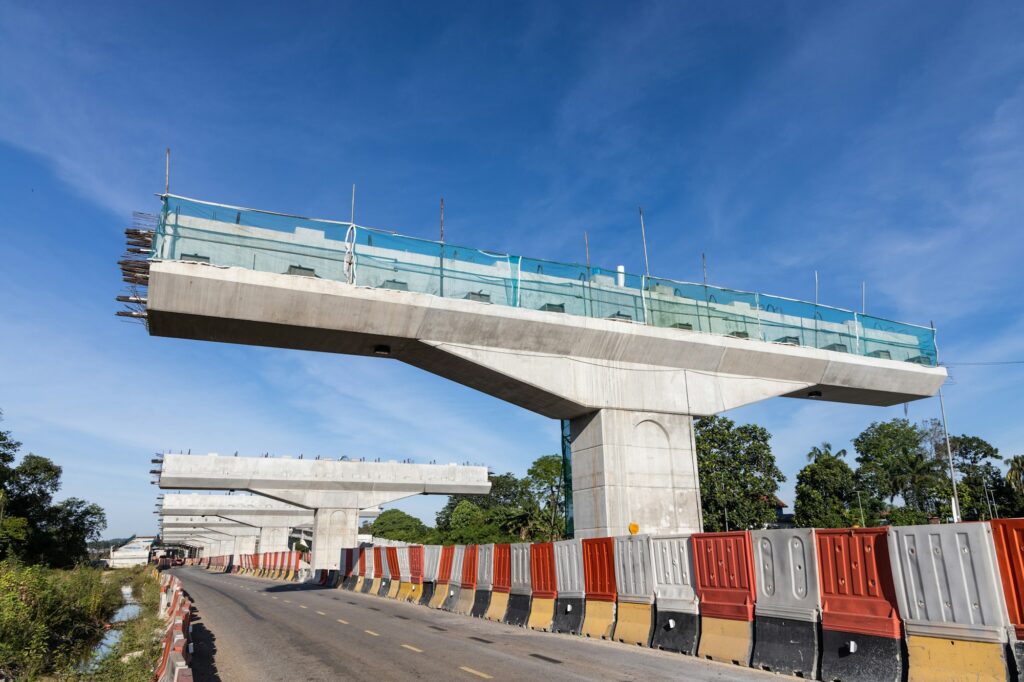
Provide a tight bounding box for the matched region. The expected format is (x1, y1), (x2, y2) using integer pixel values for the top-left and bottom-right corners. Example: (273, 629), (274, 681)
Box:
(817, 527), (903, 682)
(692, 531), (756, 666)
(454, 545), (478, 615)
(417, 545), (438, 605)
(888, 522), (1011, 682)
(650, 534), (699, 654)
(341, 548), (358, 590)
(353, 545), (368, 592)
(553, 538), (586, 635)
(385, 547), (402, 598)
(471, 544), (494, 618)
(528, 542), (557, 631)
(750, 528), (821, 678)
(614, 535), (655, 646)
(442, 545), (466, 611)
(486, 544), (512, 622)
(396, 546), (413, 600)
(581, 537), (617, 639)
(504, 543), (532, 627)
(429, 545), (454, 608)
(991, 519), (1024, 679)
(362, 547), (380, 594)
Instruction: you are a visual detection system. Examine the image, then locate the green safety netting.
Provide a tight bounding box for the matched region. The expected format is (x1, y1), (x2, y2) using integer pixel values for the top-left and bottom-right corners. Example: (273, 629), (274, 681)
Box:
(152, 194), (938, 366)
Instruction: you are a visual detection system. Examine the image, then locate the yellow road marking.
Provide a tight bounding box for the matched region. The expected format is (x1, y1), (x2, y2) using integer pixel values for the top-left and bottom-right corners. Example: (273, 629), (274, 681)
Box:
(337, 618), (349, 624)
(460, 666), (493, 679)
(364, 629), (380, 636)
(401, 644), (423, 653)
(316, 611), (326, 616)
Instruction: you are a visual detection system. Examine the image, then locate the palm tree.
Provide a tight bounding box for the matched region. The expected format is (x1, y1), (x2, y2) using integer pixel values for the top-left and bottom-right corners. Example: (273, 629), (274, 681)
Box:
(1007, 455), (1024, 495)
(807, 442), (848, 463)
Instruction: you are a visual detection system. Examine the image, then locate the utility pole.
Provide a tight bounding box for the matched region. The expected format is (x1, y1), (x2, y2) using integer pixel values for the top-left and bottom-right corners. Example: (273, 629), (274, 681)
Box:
(350, 184), (356, 225)
(165, 148), (170, 195)
(855, 490), (866, 527)
(934, 319), (961, 523)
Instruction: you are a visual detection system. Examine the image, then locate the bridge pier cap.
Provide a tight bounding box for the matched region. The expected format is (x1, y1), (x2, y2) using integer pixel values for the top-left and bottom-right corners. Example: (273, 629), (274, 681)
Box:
(142, 195), (947, 540)
(157, 453), (490, 570)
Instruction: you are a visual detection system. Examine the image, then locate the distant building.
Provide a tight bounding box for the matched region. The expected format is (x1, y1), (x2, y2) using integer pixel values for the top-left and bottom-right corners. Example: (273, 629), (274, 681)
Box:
(108, 535), (156, 568)
(768, 497), (794, 529)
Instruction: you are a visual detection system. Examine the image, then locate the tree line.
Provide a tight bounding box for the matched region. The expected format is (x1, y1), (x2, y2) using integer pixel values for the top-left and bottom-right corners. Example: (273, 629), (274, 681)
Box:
(0, 412), (107, 568)
(365, 415), (1024, 543)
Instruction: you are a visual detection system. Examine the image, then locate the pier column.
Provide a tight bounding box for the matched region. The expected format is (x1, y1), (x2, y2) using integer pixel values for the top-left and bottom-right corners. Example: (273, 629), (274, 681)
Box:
(570, 410), (702, 538)
(311, 508), (359, 571)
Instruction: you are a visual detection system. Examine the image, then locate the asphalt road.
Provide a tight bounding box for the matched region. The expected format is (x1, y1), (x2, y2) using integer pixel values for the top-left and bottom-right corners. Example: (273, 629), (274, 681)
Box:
(171, 567), (776, 682)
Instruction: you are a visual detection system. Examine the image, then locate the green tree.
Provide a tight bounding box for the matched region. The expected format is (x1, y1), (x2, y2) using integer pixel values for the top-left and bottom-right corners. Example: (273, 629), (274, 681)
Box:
(1006, 455), (1024, 495)
(853, 419), (947, 514)
(696, 416), (785, 532)
(793, 443), (858, 528)
(526, 455), (564, 542)
(435, 472), (531, 535)
(0, 414), (106, 567)
(946, 435), (1004, 520)
(367, 509), (429, 543)
(447, 500), (489, 544)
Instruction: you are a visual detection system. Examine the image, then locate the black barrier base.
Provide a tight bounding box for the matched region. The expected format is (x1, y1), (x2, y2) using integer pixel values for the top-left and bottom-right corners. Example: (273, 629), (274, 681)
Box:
(751, 615), (819, 678)
(342, 576), (357, 590)
(378, 578), (391, 597)
(504, 594), (532, 627)
(441, 585), (462, 611)
(552, 598), (586, 635)
(650, 610), (699, 655)
(360, 578), (375, 594)
(471, 590), (492, 618)
(820, 629), (902, 682)
(419, 582), (435, 606)
(1010, 640), (1023, 682)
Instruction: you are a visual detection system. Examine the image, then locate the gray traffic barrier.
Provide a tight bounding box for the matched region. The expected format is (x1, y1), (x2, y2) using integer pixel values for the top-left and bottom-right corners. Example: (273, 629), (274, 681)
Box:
(504, 543), (532, 627)
(419, 545), (441, 606)
(442, 545), (466, 612)
(650, 534), (699, 654)
(361, 547), (378, 594)
(888, 523), (1013, 682)
(553, 538), (586, 635)
(750, 528), (821, 678)
(614, 535), (656, 646)
(378, 546), (394, 597)
(472, 543), (494, 618)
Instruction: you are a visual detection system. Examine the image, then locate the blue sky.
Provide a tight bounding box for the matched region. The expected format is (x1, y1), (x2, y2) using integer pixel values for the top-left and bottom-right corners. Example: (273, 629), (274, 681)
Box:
(1, 1), (1022, 538)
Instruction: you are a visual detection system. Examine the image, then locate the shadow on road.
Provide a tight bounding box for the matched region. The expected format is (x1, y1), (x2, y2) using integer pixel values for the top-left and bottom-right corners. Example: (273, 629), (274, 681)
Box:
(188, 610), (222, 682)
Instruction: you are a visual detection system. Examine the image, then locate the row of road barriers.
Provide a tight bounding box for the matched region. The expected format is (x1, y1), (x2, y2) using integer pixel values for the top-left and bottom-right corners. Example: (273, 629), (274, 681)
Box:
(303, 521), (1024, 682)
(154, 573), (194, 682)
(191, 550), (312, 581)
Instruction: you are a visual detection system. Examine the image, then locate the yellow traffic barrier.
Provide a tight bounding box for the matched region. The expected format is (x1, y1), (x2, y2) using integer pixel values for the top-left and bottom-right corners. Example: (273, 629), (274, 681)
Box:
(397, 582), (413, 601)
(387, 580), (401, 599)
(407, 583), (422, 603)
(428, 583), (448, 609)
(906, 634), (1008, 682)
(614, 602), (653, 646)
(698, 616), (753, 666)
(454, 589), (475, 615)
(369, 578), (381, 596)
(527, 597), (555, 631)
(354, 576), (364, 592)
(485, 592), (509, 621)
(581, 600), (616, 639)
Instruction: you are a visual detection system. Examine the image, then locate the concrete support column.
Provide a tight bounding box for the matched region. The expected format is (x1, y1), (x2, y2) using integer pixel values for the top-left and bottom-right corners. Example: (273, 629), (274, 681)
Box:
(570, 409), (702, 538)
(232, 535), (257, 565)
(311, 508), (358, 571)
(259, 526), (291, 554)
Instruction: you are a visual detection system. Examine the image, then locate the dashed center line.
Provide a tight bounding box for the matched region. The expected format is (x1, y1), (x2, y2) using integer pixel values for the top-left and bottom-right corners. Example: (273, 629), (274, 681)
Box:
(283, 599), (291, 603)
(299, 605), (308, 609)
(401, 644), (423, 653)
(316, 611), (326, 616)
(337, 618), (349, 624)
(460, 666), (493, 679)
(271, 596), (279, 600)
(364, 630), (380, 637)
